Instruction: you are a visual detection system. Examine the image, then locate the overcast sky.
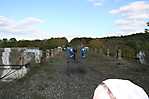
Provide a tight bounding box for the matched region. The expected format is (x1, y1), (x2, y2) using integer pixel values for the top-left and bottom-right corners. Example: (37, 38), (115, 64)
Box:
(0, 0), (149, 41)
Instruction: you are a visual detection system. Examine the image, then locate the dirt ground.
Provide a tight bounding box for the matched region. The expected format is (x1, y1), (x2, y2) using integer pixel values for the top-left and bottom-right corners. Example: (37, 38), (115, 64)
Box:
(0, 53), (149, 99)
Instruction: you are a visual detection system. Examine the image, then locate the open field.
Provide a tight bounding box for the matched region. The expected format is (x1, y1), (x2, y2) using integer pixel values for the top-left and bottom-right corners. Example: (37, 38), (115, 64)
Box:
(0, 53), (149, 99)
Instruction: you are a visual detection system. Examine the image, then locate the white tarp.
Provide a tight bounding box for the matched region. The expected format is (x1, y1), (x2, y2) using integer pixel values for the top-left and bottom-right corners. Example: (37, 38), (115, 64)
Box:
(93, 79), (148, 99)
(1, 48), (28, 81)
(2, 48), (11, 67)
(24, 48), (42, 63)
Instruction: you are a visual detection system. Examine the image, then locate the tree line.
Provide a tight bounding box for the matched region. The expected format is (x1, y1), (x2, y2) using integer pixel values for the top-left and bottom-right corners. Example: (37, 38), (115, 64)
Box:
(0, 37), (68, 50)
(0, 22), (148, 59)
(70, 22), (149, 59)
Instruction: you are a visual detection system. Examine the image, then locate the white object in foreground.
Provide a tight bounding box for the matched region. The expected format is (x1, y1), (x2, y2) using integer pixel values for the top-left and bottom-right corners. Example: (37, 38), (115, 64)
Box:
(93, 79), (148, 99)
(1, 67), (28, 82)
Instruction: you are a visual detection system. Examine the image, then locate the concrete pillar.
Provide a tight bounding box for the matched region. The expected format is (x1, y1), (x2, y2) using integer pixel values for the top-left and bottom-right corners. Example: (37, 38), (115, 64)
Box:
(117, 49), (122, 60)
(107, 49), (110, 56)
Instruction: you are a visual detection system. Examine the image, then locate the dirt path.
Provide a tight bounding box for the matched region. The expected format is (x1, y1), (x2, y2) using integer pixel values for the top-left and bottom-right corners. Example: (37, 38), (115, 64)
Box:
(0, 55), (148, 99)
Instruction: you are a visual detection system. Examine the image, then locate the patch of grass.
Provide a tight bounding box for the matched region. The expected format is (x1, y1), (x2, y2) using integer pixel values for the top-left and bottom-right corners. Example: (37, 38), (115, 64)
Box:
(48, 57), (65, 64)
(30, 93), (47, 99)
(17, 61), (56, 82)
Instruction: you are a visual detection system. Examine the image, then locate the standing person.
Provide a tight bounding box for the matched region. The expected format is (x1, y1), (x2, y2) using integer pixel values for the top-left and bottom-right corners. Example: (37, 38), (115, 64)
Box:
(80, 47), (86, 59)
(66, 47), (75, 62)
(66, 47), (76, 75)
(73, 48), (77, 62)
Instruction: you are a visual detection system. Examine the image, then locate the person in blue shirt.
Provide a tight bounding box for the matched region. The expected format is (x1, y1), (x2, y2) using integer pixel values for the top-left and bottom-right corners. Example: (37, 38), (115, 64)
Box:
(80, 47), (87, 59)
(66, 47), (77, 62)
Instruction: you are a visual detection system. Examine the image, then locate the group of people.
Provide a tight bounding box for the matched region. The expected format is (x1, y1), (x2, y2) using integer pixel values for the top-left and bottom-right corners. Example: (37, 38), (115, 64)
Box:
(66, 47), (88, 61)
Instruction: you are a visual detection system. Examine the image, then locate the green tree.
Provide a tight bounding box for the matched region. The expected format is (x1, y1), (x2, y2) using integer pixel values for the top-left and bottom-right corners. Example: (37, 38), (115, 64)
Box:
(6, 38), (17, 47)
(88, 39), (104, 49)
(0, 38), (8, 47)
(3, 38), (8, 42)
(9, 38), (17, 42)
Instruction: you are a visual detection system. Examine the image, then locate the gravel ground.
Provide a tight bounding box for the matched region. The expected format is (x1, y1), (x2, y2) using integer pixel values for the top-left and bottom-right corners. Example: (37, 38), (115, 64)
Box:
(0, 54), (149, 99)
